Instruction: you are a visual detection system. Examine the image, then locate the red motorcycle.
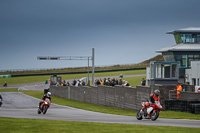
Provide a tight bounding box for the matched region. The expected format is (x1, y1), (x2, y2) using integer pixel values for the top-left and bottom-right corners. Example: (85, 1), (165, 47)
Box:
(38, 98), (51, 114)
(136, 101), (162, 121)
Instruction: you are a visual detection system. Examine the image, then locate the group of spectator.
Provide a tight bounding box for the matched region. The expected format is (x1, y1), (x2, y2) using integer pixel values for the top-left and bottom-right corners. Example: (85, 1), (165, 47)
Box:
(72, 79), (86, 86)
(94, 77), (130, 87)
(55, 79), (86, 87)
(54, 74), (146, 87)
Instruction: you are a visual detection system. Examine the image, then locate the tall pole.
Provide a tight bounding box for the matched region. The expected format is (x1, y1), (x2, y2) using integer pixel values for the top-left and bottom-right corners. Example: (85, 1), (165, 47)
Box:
(92, 48), (95, 85)
(88, 57), (90, 86)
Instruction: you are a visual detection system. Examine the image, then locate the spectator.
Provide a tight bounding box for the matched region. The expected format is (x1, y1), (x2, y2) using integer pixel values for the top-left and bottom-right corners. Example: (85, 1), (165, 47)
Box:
(103, 78), (106, 85)
(45, 80), (48, 84)
(106, 80), (110, 86)
(123, 80), (130, 87)
(75, 80), (80, 86)
(119, 74), (123, 78)
(81, 80), (86, 86)
(3, 82), (7, 87)
(141, 78), (146, 86)
(110, 80), (115, 87)
(63, 80), (66, 86)
(72, 79), (77, 86)
(176, 83), (182, 99)
(115, 78), (119, 85)
(97, 79), (101, 85)
(66, 81), (70, 86)
(94, 79), (98, 86)
(56, 81), (60, 86)
(100, 79), (103, 85)
(119, 78), (123, 85)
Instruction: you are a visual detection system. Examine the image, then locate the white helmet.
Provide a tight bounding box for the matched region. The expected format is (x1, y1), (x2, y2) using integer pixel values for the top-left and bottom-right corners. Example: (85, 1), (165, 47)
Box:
(154, 89), (160, 96)
(47, 92), (51, 97)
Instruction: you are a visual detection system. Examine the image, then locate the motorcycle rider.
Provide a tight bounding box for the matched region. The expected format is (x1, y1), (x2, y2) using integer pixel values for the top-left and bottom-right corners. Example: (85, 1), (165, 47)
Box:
(0, 93), (3, 107)
(149, 89), (160, 104)
(141, 89), (160, 116)
(39, 92), (51, 110)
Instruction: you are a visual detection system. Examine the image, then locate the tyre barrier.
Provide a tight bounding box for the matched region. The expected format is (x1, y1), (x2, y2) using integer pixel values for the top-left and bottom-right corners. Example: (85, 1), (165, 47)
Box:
(165, 100), (200, 114)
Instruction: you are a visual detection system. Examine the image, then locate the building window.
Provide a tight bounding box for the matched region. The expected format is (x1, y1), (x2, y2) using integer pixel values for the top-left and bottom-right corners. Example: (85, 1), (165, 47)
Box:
(180, 34), (200, 43)
(175, 55), (187, 68)
(197, 35), (200, 44)
(154, 63), (177, 79)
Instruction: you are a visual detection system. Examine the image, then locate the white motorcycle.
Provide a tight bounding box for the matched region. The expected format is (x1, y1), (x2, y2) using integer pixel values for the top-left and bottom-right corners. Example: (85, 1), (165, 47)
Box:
(136, 101), (162, 121)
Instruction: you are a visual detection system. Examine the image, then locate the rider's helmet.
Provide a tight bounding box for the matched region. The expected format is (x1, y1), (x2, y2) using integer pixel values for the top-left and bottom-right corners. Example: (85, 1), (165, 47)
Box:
(154, 89), (160, 96)
(47, 92), (51, 97)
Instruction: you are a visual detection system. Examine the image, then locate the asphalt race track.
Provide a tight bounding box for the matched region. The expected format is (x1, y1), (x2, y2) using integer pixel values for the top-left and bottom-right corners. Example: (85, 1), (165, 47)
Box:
(0, 92), (200, 128)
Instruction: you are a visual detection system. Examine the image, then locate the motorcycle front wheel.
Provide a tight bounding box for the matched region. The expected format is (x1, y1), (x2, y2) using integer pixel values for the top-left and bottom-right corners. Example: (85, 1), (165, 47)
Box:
(43, 106), (49, 114)
(150, 110), (159, 121)
(136, 110), (143, 120)
(37, 108), (41, 114)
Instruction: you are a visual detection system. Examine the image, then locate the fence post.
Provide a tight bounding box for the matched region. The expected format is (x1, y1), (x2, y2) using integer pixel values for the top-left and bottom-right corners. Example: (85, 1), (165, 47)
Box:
(68, 86), (70, 99)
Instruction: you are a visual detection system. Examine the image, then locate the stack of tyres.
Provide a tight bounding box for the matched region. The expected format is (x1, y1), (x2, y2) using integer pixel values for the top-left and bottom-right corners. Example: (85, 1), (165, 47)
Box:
(187, 100), (200, 113)
(190, 104), (200, 114)
(165, 100), (188, 112)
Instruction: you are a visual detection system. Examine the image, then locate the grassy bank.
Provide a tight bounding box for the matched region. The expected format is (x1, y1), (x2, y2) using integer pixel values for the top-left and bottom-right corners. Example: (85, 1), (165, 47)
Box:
(0, 117), (199, 133)
(0, 69), (146, 86)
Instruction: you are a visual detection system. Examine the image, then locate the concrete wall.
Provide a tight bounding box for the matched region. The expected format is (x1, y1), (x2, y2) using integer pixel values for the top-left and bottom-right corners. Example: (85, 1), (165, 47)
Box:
(50, 84), (199, 111)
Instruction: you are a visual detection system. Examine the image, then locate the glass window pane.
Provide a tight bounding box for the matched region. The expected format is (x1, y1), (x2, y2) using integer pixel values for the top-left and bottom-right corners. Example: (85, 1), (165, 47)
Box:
(156, 64), (162, 78)
(164, 64), (170, 78)
(172, 64), (178, 78)
(194, 55), (200, 59)
(197, 35), (200, 44)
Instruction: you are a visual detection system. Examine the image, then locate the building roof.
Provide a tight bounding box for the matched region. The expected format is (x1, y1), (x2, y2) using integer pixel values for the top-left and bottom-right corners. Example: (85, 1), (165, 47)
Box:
(167, 27), (200, 34)
(156, 43), (200, 53)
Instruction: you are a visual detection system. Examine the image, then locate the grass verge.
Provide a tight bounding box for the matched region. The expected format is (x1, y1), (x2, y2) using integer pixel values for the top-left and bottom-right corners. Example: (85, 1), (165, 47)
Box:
(0, 117), (199, 133)
(0, 69), (146, 85)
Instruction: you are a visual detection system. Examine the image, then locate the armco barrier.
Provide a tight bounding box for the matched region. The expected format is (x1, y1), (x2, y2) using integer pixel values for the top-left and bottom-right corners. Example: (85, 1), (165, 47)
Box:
(0, 75), (11, 78)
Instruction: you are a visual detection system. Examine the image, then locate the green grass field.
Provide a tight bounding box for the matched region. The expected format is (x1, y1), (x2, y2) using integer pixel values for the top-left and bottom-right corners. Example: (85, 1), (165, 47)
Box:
(0, 69), (146, 86)
(0, 117), (199, 133)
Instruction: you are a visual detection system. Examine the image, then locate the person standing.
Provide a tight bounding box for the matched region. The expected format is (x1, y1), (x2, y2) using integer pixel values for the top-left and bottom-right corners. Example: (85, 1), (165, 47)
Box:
(141, 78), (146, 86)
(176, 83), (182, 99)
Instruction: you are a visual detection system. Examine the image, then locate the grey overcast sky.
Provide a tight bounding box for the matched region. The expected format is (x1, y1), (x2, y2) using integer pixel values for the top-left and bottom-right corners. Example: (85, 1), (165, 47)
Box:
(0, 0), (200, 70)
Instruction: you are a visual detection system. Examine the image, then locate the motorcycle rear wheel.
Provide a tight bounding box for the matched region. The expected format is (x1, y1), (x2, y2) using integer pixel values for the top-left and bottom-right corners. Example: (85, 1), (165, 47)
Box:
(136, 110), (143, 120)
(150, 110), (159, 121)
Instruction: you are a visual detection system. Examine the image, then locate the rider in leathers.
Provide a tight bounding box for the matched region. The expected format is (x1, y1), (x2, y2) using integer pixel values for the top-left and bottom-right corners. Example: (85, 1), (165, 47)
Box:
(0, 93), (3, 107)
(39, 92), (51, 110)
(141, 89), (160, 116)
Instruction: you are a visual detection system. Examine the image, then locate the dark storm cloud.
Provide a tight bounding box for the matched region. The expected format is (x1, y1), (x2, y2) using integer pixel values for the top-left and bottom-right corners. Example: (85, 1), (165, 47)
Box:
(1, 0), (200, 69)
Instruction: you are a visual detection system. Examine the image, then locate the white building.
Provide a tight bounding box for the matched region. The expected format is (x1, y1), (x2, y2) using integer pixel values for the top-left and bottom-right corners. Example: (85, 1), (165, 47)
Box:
(185, 60), (200, 86)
